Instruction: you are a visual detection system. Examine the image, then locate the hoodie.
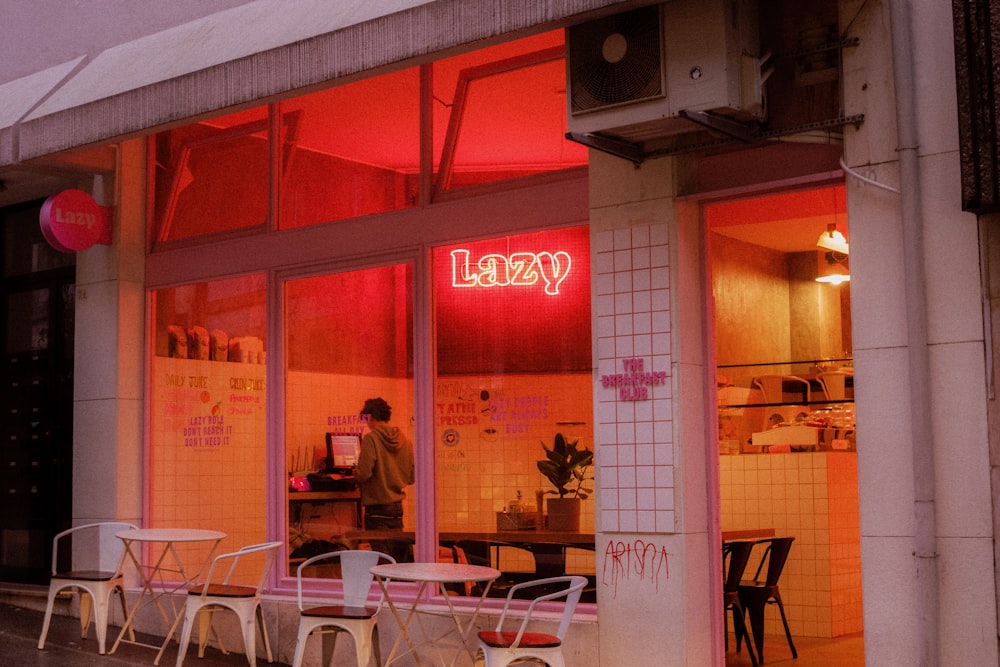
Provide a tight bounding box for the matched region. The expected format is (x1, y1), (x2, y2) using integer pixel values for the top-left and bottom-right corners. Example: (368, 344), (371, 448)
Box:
(355, 423), (415, 505)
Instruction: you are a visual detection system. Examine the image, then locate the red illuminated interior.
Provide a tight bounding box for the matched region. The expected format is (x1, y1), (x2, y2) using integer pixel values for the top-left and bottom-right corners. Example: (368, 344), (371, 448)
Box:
(435, 226), (591, 374)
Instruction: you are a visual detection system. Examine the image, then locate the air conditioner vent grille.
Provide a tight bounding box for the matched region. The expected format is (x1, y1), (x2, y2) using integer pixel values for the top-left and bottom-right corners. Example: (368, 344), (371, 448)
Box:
(569, 5), (663, 114)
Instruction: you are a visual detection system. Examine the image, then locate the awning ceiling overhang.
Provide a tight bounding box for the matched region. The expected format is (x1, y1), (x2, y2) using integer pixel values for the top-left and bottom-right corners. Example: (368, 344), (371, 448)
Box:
(0, 0), (640, 168)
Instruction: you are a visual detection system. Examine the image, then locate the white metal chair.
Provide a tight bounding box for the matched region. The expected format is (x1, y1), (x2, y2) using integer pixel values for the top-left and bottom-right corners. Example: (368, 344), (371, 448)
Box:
(291, 549), (395, 667)
(475, 575), (587, 667)
(174, 541), (281, 667)
(751, 375), (811, 404)
(816, 370), (853, 401)
(37, 521), (137, 655)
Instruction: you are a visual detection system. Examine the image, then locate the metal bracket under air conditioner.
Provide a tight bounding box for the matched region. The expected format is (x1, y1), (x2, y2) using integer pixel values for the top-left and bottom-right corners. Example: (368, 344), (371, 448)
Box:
(676, 110), (760, 142)
(566, 111), (762, 165)
(565, 132), (646, 165)
(567, 113), (865, 163)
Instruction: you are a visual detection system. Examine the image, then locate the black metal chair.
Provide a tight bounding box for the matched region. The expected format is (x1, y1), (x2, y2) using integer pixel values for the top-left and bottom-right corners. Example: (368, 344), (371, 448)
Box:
(738, 537), (797, 663)
(722, 540), (757, 666)
(450, 539), (535, 597)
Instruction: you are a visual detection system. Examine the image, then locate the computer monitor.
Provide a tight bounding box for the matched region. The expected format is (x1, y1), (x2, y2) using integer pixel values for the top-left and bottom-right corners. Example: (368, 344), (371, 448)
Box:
(324, 433), (360, 472)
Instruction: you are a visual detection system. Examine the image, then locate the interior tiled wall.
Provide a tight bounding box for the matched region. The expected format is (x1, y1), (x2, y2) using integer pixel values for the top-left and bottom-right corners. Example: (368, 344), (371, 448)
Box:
(149, 357), (267, 581)
(434, 374), (594, 533)
(720, 451), (863, 638)
(594, 223), (675, 533)
(153, 358), (597, 576)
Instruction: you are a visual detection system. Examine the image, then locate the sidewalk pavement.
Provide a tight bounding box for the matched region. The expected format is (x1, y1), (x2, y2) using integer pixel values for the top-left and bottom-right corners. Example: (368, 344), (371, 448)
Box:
(0, 603), (288, 667)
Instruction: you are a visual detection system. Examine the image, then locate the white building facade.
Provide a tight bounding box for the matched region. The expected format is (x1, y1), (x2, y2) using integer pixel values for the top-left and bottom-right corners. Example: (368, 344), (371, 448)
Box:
(0, 1), (996, 665)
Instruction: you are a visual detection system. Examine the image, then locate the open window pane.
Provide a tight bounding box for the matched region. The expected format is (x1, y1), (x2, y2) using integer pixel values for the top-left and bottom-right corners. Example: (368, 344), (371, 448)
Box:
(277, 68), (421, 229)
(432, 30), (587, 193)
(152, 107), (269, 245)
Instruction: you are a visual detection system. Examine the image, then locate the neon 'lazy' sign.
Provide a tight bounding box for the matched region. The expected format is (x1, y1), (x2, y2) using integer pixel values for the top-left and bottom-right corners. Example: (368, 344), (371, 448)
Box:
(451, 249), (571, 295)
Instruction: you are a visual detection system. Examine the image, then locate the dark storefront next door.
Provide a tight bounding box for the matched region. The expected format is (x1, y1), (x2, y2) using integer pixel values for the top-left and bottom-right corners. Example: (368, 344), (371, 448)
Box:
(0, 200), (75, 584)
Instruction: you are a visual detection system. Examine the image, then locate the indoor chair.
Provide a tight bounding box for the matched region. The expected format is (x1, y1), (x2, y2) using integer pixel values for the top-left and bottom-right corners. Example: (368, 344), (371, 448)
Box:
(452, 539), (535, 597)
(722, 540), (757, 666)
(751, 375), (811, 404)
(816, 369), (853, 401)
(737, 537), (797, 664)
(37, 521), (138, 655)
(476, 575), (587, 667)
(291, 549), (395, 667)
(174, 541), (281, 667)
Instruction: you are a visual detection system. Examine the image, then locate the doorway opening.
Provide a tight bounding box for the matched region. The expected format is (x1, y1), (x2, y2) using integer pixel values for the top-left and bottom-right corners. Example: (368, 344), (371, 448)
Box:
(0, 199), (75, 584)
(707, 183), (863, 660)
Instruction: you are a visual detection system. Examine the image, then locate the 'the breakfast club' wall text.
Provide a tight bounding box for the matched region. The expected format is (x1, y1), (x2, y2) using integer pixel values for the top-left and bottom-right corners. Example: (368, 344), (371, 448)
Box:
(600, 357), (666, 401)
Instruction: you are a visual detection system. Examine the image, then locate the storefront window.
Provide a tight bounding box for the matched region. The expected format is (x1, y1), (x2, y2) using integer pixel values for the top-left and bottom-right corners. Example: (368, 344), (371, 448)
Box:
(431, 31), (587, 193)
(148, 274), (267, 567)
(433, 227), (594, 589)
(150, 29), (584, 246)
(145, 30), (592, 591)
(284, 264), (415, 568)
(152, 107), (270, 245)
(277, 69), (421, 229)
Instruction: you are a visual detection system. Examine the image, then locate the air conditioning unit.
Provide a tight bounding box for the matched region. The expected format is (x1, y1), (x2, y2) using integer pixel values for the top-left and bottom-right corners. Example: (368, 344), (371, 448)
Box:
(566, 0), (764, 143)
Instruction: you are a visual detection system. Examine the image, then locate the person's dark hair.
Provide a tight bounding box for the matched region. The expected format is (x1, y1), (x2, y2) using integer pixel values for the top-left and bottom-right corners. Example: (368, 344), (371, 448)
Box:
(361, 397), (392, 422)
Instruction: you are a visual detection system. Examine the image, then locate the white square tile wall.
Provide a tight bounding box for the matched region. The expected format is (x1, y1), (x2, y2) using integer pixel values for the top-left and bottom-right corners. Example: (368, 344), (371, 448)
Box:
(595, 224), (675, 533)
(720, 452), (863, 638)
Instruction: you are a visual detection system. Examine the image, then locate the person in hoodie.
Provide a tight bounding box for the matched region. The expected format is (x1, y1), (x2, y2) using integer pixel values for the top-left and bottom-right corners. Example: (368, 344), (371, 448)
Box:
(356, 397), (415, 560)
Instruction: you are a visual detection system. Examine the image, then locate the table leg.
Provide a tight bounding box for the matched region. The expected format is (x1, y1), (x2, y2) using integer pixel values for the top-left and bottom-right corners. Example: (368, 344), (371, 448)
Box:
(378, 576), (497, 667)
(153, 538), (224, 665)
(378, 578), (428, 667)
(111, 537), (225, 664)
(438, 580), (494, 667)
(112, 541), (179, 656)
(109, 541), (144, 654)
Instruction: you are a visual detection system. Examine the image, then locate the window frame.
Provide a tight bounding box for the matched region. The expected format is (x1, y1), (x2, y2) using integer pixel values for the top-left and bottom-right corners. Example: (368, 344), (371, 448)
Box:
(144, 40), (592, 607)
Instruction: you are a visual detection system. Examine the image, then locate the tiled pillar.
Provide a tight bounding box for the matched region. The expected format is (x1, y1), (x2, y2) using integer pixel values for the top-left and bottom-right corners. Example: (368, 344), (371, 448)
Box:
(72, 139), (145, 525)
(591, 150), (715, 663)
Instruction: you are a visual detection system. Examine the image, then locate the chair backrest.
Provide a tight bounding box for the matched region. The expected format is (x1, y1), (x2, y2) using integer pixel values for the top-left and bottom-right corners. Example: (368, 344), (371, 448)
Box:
(750, 537), (795, 588)
(495, 575), (588, 647)
(52, 521), (138, 576)
(816, 370), (852, 401)
(722, 541), (755, 594)
(296, 549), (395, 611)
(200, 541), (281, 596)
(751, 375), (811, 404)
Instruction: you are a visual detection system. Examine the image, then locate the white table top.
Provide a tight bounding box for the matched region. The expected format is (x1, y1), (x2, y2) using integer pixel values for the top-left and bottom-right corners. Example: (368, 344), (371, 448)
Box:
(116, 528), (226, 543)
(371, 561), (500, 584)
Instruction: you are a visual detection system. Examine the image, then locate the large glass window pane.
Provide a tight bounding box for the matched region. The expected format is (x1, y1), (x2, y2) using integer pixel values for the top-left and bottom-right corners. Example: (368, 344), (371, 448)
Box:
(432, 31), (587, 193)
(284, 265), (415, 568)
(149, 275), (267, 571)
(152, 107), (269, 245)
(433, 227), (593, 591)
(277, 69), (420, 229)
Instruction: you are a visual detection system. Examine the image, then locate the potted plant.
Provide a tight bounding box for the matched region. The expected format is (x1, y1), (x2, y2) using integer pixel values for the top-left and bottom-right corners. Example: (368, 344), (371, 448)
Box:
(537, 432), (593, 531)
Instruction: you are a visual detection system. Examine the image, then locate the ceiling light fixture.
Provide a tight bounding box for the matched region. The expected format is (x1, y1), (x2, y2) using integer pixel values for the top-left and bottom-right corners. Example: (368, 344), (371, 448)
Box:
(817, 223), (849, 255)
(816, 250), (850, 284)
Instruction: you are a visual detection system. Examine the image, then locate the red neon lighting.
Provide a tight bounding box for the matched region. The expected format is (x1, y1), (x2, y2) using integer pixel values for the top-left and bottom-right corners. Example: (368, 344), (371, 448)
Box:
(451, 249), (572, 295)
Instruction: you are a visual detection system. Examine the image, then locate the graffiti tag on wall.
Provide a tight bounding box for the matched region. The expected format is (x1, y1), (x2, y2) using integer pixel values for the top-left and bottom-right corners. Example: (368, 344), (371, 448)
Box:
(601, 539), (670, 598)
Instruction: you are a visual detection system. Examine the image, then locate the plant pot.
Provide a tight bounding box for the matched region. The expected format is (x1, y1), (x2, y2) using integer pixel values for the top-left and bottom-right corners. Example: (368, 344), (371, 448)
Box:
(546, 497), (581, 532)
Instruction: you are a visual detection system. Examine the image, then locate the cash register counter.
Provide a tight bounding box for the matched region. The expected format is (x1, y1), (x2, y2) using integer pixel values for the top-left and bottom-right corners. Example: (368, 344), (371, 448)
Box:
(751, 424), (855, 451)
